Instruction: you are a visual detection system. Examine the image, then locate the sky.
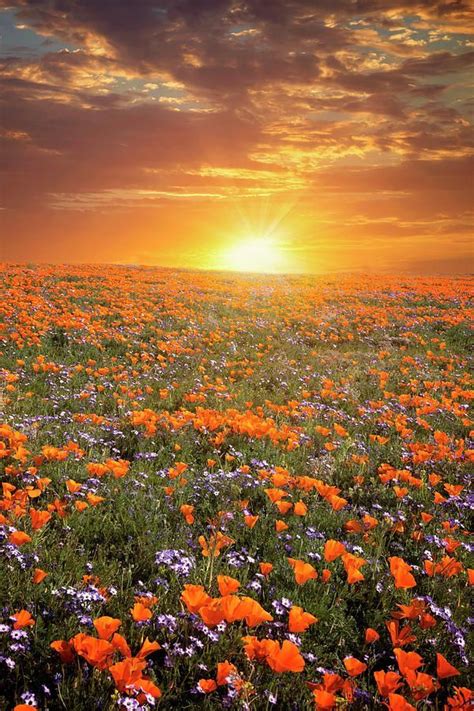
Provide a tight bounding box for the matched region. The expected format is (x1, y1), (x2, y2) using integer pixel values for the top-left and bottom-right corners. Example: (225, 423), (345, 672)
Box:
(0, 0), (473, 274)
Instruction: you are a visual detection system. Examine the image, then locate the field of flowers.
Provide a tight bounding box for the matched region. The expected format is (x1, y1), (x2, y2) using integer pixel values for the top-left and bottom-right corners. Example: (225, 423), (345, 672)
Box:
(0, 264), (472, 710)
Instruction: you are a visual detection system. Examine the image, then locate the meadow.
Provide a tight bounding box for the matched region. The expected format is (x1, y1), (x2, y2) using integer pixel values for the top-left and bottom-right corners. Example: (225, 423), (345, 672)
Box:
(0, 264), (472, 710)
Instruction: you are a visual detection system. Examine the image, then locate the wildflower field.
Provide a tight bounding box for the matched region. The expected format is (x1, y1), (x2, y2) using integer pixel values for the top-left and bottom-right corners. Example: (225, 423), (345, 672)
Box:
(0, 264), (472, 711)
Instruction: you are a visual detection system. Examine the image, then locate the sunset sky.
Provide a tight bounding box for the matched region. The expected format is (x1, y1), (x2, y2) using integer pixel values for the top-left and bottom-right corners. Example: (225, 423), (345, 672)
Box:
(1, 1), (473, 274)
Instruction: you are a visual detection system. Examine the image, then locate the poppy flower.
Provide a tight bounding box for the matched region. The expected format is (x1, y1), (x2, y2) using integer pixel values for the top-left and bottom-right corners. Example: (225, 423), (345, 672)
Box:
(180, 504), (194, 524)
(136, 677), (162, 701)
(275, 500), (293, 514)
(50, 639), (75, 664)
(293, 500), (307, 516)
(312, 689), (336, 708)
(436, 653), (460, 679)
(242, 635), (277, 662)
(288, 557), (317, 585)
(276, 519), (289, 532)
(66, 479), (82, 493)
(343, 656), (367, 676)
(181, 584), (211, 613)
(389, 557), (416, 589)
(219, 594), (243, 623)
(8, 530), (31, 546)
(393, 599), (425, 620)
(12, 610), (35, 629)
(30, 509), (52, 530)
(71, 633), (115, 669)
(198, 531), (234, 557)
(386, 620), (416, 647)
(236, 597), (273, 627)
(93, 616), (121, 640)
(14, 706), (38, 711)
(394, 648), (423, 677)
(216, 660), (239, 686)
(419, 612), (436, 629)
(198, 679), (217, 693)
(111, 632), (131, 657)
(266, 639), (305, 672)
(109, 657), (147, 692)
(288, 606), (318, 633)
(199, 599), (226, 627)
(323, 539), (346, 562)
(374, 670), (402, 696)
(328, 494), (348, 511)
(86, 493), (105, 506)
(387, 693), (416, 710)
(130, 602), (152, 622)
(259, 562), (273, 576)
(446, 687), (473, 708)
(244, 514), (259, 528)
(405, 670), (437, 700)
(136, 637), (161, 659)
(341, 553), (367, 584)
(217, 574), (240, 596)
(32, 567), (48, 584)
(365, 628), (380, 643)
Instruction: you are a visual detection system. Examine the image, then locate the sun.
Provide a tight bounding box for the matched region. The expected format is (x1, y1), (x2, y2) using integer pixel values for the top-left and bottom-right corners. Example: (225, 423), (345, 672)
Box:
(219, 236), (286, 273)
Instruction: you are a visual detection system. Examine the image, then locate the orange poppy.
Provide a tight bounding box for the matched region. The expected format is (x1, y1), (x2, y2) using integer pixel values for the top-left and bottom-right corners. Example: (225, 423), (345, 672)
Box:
(198, 679), (217, 693)
(71, 633), (115, 669)
(130, 602), (153, 622)
(365, 628), (380, 643)
(93, 616), (121, 640)
(387, 692), (416, 710)
(394, 648), (423, 677)
(445, 687), (472, 708)
(8, 530), (31, 546)
(312, 689), (336, 708)
(236, 597), (273, 627)
(288, 557), (317, 585)
(180, 504), (195, 524)
(216, 660), (239, 686)
(137, 638), (161, 659)
(244, 514), (259, 528)
(436, 653), (460, 679)
(405, 670), (437, 701)
(288, 605), (318, 633)
(386, 620), (416, 647)
(374, 670), (402, 696)
(66, 479), (82, 493)
(323, 539), (346, 562)
(321, 569), (332, 583)
(30, 509), (52, 530)
(259, 562), (273, 576)
(266, 639), (305, 673)
(181, 584), (211, 613)
(12, 609), (35, 629)
(109, 657), (147, 692)
(199, 599), (226, 627)
(341, 553), (367, 584)
(217, 574), (240, 596)
(108, 632), (130, 658)
(293, 500), (307, 516)
(389, 557), (416, 589)
(50, 639), (75, 664)
(343, 656), (367, 677)
(32, 567), (48, 584)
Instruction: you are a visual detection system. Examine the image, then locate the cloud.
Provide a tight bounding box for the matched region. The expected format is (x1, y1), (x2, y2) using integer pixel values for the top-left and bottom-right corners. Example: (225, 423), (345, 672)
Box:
(1, 0), (473, 272)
